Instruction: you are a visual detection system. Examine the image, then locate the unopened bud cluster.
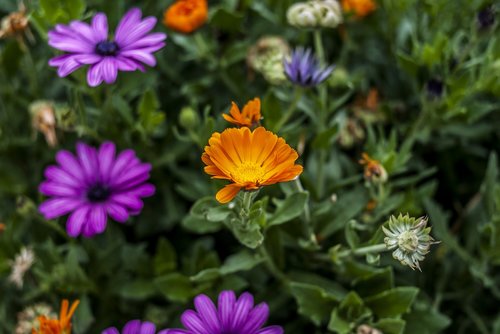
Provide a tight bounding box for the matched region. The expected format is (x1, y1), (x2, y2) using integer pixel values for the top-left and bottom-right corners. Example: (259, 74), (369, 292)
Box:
(287, 0), (343, 29)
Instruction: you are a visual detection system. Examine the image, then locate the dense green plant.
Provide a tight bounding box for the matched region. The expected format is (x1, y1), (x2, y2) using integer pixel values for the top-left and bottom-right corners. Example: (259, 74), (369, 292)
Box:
(0, 0), (499, 333)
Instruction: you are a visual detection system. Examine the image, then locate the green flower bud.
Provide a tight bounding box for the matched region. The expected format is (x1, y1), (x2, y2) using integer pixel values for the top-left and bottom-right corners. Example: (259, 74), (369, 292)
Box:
(247, 36), (290, 85)
(179, 106), (200, 129)
(382, 214), (440, 271)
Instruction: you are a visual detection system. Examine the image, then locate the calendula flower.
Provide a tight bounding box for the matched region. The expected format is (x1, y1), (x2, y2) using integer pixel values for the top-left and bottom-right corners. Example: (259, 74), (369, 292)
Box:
(247, 36), (290, 85)
(38, 141), (155, 238)
(284, 48), (335, 87)
(32, 300), (79, 334)
(102, 320), (166, 334)
(16, 304), (55, 334)
(163, 0), (208, 34)
(202, 127), (303, 203)
(30, 101), (58, 147)
(341, 0), (376, 18)
(359, 153), (387, 184)
(382, 214), (439, 271)
(162, 291), (283, 334)
(48, 8), (167, 87)
(9, 247), (35, 288)
(287, 0), (343, 28)
(222, 98), (262, 128)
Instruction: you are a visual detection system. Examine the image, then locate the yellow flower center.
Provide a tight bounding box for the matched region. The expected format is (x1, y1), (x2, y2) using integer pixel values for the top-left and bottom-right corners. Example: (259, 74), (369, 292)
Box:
(233, 162), (266, 184)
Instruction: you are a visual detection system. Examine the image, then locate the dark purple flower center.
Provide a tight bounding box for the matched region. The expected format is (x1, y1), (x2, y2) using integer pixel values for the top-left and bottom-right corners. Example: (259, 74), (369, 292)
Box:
(426, 78), (444, 98)
(87, 184), (110, 202)
(477, 5), (495, 29)
(95, 40), (119, 56)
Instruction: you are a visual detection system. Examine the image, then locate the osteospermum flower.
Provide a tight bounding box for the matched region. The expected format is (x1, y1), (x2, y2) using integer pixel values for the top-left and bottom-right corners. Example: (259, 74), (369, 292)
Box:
(222, 98), (262, 127)
(163, 0), (208, 34)
(39, 141), (155, 237)
(382, 214), (440, 271)
(48, 8), (166, 87)
(202, 127), (303, 203)
(162, 291), (284, 334)
(284, 48), (334, 87)
(102, 320), (167, 334)
(32, 299), (79, 334)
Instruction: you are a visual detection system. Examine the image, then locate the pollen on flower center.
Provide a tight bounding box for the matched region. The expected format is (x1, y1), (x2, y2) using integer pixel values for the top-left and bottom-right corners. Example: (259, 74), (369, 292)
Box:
(397, 230), (419, 252)
(233, 162), (266, 184)
(86, 184), (110, 202)
(95, 40), (119, 56)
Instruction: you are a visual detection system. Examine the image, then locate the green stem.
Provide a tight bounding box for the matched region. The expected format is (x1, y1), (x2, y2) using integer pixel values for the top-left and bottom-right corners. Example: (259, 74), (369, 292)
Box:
(337, 243), (388, 258)
(258, 245), (289, 284)
(294, 178), (317, 245)
(241, 191), (255, 220)
(316, 150), (327, 198)
(273, 88), (302, 132)
(313, 30), (325, 64)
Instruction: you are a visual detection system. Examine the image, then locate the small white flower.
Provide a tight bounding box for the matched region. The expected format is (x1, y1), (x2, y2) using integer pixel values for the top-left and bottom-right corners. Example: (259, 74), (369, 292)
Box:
(8, 247), (35, 288)
(287, 0), (343, 28)
(16, 303), (55, 334)
(382, 214), (439, 271)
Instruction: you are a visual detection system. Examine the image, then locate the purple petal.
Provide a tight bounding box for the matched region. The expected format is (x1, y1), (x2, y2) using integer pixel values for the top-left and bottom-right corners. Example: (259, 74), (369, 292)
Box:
(121, 32), (167, 51)
(57, 57), (84, 77)
(39, 181), (80, 197)
(55, 150), (86, 183)
(139, 322), (156, 334)
(240, 302), (269, 333)
(39, 198), (81, 220)
(98, 141), (116, 183)
(180, 310), (211, 334)
(230, 292), (254, 332)
(115, 8), (143, 45)
(49, 54), (72, 67)
(87, 61), (104, 87)
(115, 56), (145, 72)
(116, 17), (157, 47)
(66, 205), (90, 237)
(101, 328), (120, 334)
(48, 31), (94, 53)
(92, 13), (109, 41)
(109, 149), (137, 180)
(194, 294), (221, 334)
(122, 320), (141, 334)
(89, 205), (107, 234)
(111, 163), (151, 187)
(110, 194), (143, 212)
(68, 21), (99, 44)
(257, 326), (284, 334)
(218, 290), (236, 331)
(74, 54), (103, 65)
(158, 330), (189, 334)
(106, 203), (129, 223)
(82, 219), (96, 237)
(101, 57), (118, 84)
(120, 183), (155, 198)
(44, 165), (82, 188)
(119, 49), (157, 67)
(76, 142), (99, 184)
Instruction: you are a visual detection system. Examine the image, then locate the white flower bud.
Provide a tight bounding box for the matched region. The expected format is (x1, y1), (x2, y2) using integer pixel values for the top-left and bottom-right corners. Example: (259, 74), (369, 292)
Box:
(287, 0), (343, 28)
(287, 3), (318, 28)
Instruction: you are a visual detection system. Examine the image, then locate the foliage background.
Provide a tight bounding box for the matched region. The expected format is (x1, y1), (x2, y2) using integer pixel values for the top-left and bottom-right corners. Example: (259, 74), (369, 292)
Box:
(0, 0), (499, 333)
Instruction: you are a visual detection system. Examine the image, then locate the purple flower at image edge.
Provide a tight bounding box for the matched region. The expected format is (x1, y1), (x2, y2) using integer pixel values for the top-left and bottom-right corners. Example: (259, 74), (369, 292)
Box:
(48, 8), (167, 87)
(284, 47), (334, 87)
(162, 291), (284, 334)
(102, 320), (166, 334)
(39, 141), (155, 238)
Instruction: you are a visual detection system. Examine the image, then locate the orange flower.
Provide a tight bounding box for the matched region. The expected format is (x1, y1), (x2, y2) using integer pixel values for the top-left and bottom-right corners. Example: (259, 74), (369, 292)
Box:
(32, 300), (79, 334)
(222, 98), (262, 128)
(342, 0), (376, 18)
(202, 127), (303, 203)
(163, 0), (208, 34)
(359, 153), (387, 184)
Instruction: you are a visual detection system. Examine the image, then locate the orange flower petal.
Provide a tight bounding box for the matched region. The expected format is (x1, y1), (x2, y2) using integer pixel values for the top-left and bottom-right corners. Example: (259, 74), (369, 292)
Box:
(216, 184), (242, 203)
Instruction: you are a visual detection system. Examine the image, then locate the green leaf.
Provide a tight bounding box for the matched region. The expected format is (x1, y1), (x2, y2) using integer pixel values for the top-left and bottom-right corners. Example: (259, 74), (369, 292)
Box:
(353, 268), (394, 297)
(312, 125), (339, 149)
(191, 251), (264, 282)
(155, 273), (194, 303)
(374, 318), (406, 334)
(117, 280), (157, 300)
(365, 287), (419, 318)
(328, 291), (371, 333)
(268, 192), (308, 227)
(404, 303), (451, 334)
(290, 282), (340, 326)
(138, 89), (165, 133)
(209, 7), (244, 32)
(73, 295), (94, 334)
(481, 152), (498, 216)
(328, 309), (351, 334)
(231, 218), (264, 249)
(154, 238), (177, 275)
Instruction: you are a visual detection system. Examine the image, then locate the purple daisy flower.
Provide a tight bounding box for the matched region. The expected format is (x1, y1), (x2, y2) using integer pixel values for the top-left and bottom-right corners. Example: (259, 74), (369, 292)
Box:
(102, 320), (167, 334)
(48, 8), (167, 87)
(284, 47), (334, 87)
(162, 291), (284, 334)
(38, 141), (155, 238)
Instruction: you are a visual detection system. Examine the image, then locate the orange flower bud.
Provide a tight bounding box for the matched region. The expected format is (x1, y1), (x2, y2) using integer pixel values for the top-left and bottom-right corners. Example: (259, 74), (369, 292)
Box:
(163, 0), (208, 34)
